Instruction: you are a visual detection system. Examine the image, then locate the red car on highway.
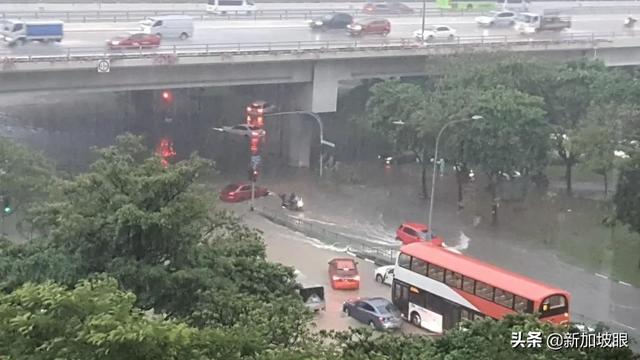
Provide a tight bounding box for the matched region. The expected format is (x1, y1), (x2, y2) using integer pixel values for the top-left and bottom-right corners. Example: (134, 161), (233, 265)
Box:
(362, 2), (414, 14)
(396, 222), (443, 245)
(347, 18), (391, 37)
(107, 33), (161, 49)
(328, 258), (360, 290)
(219, 183), (269, 203)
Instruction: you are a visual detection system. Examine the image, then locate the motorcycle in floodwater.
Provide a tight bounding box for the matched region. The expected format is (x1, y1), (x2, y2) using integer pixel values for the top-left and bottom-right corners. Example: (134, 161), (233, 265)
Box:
(280, 193), (304, 211)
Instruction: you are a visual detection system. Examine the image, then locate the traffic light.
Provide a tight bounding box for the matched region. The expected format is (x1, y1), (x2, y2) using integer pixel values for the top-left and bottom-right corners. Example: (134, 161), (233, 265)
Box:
(248, 168), (259, 182)
(161, 90), (173, 104)
(246, 106), (264, 129)
(250, 136), (261, 155)
(2, 196), (12, 215)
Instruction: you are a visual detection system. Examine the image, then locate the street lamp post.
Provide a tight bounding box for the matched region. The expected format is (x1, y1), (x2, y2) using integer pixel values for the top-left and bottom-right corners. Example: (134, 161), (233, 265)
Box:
(427, 115), (483, 238)
(265, 111), (335, 177)
(420, 0), (427, 41)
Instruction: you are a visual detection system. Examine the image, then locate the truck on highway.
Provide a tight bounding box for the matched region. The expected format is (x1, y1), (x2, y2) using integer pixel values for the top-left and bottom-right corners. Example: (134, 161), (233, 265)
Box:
(514, 13), (571, 34)
(0, 19), (64, 46)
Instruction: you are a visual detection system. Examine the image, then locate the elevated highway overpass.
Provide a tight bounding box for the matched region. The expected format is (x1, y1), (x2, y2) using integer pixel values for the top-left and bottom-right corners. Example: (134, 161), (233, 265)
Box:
(0, 33), (637, 113)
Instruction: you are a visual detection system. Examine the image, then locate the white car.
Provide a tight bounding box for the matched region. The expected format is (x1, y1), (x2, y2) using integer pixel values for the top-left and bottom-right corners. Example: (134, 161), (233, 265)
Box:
(374, 265), (395, 285)
(215, 124), (266, 138)
(475, 11), (516, 27)
(413, 25), (457, 42)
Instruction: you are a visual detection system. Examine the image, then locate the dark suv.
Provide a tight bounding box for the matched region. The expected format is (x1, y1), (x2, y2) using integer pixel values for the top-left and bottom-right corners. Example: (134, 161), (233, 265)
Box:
(309, 13), (353, 30)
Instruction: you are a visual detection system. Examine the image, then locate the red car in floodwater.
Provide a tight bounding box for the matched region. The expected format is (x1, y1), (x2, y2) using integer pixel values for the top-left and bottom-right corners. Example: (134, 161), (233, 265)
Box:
(328, 258), (360, 290)
(219, 183), (269, 203)
(396, 222), (443, 245)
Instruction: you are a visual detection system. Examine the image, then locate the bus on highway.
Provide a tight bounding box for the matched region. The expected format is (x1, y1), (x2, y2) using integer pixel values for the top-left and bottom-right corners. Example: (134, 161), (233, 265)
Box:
(436, 0), (495, 11)
(436, 0), (527, 11)
(392, 241), (570, 333)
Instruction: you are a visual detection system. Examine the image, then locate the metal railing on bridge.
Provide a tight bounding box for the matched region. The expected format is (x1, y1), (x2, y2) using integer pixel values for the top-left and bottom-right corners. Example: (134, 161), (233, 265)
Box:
(256, 205), (398, 265)
(0, 33), (615, 65)
(0, 8), (483, 22)
(2, 4), (637, 23)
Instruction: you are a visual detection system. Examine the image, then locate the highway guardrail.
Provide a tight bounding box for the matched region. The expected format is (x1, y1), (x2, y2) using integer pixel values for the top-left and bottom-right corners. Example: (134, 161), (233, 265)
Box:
(0, 8), (484, 22)
(0, 33), (614, 64)
(1, 5), (635, 23)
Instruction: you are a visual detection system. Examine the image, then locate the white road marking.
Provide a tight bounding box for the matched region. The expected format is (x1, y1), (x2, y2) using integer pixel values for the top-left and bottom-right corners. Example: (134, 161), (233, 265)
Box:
(611, 320), (637, 331)
(618, 281), (632, 287)
(595, 273), (609, 279)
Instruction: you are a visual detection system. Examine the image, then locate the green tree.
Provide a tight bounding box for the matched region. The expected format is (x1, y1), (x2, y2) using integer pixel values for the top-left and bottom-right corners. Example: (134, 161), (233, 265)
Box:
(29, 133), (211, 272)
(463, 87), (549, 225)
(0, 277), (261, 360)
(365, 79), (432, 199)
(0, 238), (86, 292)
(23, 134), (303, 323)
(614, 151), (640, 236)
(0, 138), (54, 227)
(545, 60), (608, 197)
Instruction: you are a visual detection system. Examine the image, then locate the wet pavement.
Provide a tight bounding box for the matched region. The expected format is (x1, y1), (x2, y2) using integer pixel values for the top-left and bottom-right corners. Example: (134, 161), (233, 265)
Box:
(227, 205), (423, 334)
(221, 162), (640, 343)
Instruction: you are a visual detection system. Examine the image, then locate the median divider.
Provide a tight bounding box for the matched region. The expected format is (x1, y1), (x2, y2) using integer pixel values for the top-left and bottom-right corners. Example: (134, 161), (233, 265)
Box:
(256, 205), (397, 266)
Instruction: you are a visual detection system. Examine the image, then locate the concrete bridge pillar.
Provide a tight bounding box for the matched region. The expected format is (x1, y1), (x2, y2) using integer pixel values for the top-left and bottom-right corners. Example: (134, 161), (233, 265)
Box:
(286, 115), (313, 168)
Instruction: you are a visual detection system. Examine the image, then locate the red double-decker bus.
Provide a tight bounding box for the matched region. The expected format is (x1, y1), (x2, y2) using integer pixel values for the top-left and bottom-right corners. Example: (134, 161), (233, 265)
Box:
(392, 241), (570, 333)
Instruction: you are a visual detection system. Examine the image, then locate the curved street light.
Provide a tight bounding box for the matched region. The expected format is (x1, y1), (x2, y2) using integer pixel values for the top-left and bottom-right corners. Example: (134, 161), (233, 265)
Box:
(427, 115), (483, 238)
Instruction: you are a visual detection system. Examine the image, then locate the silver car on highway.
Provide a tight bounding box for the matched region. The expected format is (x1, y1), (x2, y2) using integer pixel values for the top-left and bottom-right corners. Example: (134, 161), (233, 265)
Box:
(475, 10), (517, 27)
(343, 297), (403, 330)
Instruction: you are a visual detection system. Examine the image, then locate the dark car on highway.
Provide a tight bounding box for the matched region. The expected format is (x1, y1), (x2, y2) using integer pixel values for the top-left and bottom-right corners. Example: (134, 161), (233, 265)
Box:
(308, 13), (354, 31)
(219, 182), (269, 203)
(362, 2), (414, 14)
(343, 297), (403, 330)
(378, 150), (419, 166)
(347, 18), (391, 36)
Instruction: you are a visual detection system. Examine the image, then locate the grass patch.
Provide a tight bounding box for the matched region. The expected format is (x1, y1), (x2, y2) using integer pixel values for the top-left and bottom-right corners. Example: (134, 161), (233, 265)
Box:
(546, 164), (605, 184)
(464, 188), (640, 287)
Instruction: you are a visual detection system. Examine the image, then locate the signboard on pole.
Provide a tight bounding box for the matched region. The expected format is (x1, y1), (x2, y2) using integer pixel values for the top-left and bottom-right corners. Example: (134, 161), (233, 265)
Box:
(250, 155), (261, 170)
(97, 59), (110, 73)
(321, 140), (335, 148)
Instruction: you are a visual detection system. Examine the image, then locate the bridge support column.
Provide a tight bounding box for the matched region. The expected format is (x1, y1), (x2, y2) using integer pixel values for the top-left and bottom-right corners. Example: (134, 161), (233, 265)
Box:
(286, 115), (312, 168)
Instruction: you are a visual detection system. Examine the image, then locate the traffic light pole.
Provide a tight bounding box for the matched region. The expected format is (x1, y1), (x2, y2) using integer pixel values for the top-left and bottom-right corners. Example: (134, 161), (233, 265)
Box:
(250, 180), (255, 211)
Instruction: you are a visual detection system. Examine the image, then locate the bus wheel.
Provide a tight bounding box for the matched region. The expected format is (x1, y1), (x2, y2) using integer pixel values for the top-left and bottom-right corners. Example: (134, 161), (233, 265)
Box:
(376, 274), (383, 283)
(411, 313), (421, 327)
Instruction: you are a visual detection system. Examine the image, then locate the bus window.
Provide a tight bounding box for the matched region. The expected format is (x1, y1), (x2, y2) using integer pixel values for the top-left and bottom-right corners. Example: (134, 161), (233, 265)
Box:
(460, 308), (471, 321)
(494, 288), (514, 308)
(398, 253), (411, 269)
(445, 270), (463, 289)
(409, 288), (426, 307)
(410, 258), (428, 275)
(462, 276), (475, 293)
(514, 295), (532, 313)
(474, 281), (494, 301)
(427, 263), (445, 282)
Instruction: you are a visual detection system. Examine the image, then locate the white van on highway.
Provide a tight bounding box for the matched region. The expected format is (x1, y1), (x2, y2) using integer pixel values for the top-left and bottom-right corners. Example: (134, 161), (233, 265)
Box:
(206, 0), (257, 15)
(140, 15), (193, 40)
